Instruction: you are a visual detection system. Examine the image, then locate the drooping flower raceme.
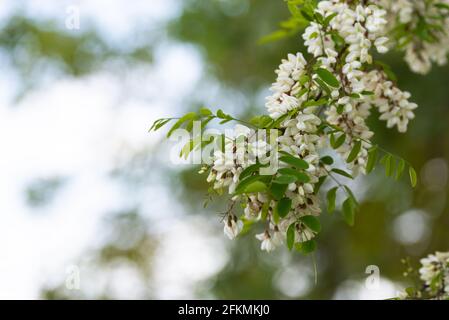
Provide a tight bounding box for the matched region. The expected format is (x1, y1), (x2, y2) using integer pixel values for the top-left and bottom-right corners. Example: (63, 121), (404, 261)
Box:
(419, 251), (449, 297)
(397, 251), (449, 299)
(381, 0), (449, 74)
(151, 0), (431, 253)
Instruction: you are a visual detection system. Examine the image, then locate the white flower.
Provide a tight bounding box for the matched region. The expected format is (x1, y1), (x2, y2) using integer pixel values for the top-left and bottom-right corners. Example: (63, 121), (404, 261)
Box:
(256, 231), (277, 252)
(272, 225), (284, 246)
(223, 215), (243, 240)
(419, 251), (449, 295)
(265, 53), (309, 119)
(374, 37), (389, 53)
(233, 124), (252, 138)
(382, 0), (449, 74)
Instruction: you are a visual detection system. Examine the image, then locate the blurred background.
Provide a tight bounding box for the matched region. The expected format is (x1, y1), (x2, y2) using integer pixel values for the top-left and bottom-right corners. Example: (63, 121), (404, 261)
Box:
(0, 0), (447, 300)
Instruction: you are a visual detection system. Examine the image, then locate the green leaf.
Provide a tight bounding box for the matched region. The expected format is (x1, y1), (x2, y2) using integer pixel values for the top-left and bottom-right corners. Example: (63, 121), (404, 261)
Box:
(216, 109), (227, 119)
(396, 159), (405, 180)
(320, 156), (334, 165)
(336, 104), (344, 114)
(326, 187), (338, 213)
(316, 68), (340, 88)
(302, 98), (328, 108)
(287, 3), (300, 17)
(346, 140), (362, 163)
(234, 175), (270, 194)
(267, 113), (289, 129)
(199, 107), (212, 116)
(299, 74), (310, 85)
(272, 206), (280, 224)
(323, 12), (338, 26)
(185, 119), (195, 132)
(258, 30), (289, 45)
(149, 118), (172, 132)
(250, 115), (272, 128)
(239, 163), (263, 180)
(278, 168), (310, 183)
(330, 32), (345, 47)
(314, 78), (331, 95)
(330, 133), (346, 149)
(277, 198), (292, 218)
(409, 166), (417, 187)
(342, 198), (355, 226)
(261, 201), (270, 221)
(167, 112), (197, 138)
(381, 154), (393, 177)
(300, 215), (321, 233)
(180, 139), (195, 159)
(366, 146), (378, 174)
(300, 9), (314, 22)
(243, 181), (268, 193)
(331, 168), (353, 179)
(279, 153), (309, 170)
(314, 12), (324, 24)
(273, 175), (297, 184)
(200, 116), (214, 129)
(314, 176), (327, 194)
(219, 118), (232, 124)
(287, 223), (296, 251)
(344, 186), (359, 206)
(295, 239), (316, 254)
(270, 183), (288, 200)
(435, 3), (449, 10)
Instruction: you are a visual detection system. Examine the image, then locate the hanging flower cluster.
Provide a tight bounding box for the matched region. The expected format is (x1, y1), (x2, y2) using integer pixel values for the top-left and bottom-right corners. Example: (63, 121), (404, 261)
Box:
(150, 0), (444, 254)
(398, 251), (449, 300)
(381, 0), (449, 74)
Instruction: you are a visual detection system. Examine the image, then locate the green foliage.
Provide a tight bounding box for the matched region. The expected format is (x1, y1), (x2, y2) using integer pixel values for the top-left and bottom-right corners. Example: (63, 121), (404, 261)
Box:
(279, 152), (310, 169)
(277, 197), (292, 218)
(278, 168), (310, 182)
(259, 0), (317, 44)
(409, 166), (417, 187)
(366, 146), (378, 174)
(330, 133), (346, 149)
(295, 239), (316, 254)
(331, 168), (353, 179)
(270, 183), (288, 201)
(320, 156), (334, 165)
(299, 215), (321, 233)
(273, 174), (297, 184)
(346, 140), (362, 163)
(235, 175), (270, 194)
(243, 181), (268, 193)
(326, 187), (338, 213)
(316, 68), (340, 88)
(342, 197), (355, 226)
(287, 223), (296, 250)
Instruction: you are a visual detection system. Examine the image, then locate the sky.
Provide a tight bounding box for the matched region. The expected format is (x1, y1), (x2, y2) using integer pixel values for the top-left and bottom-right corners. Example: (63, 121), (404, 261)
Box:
(0, 0), (227, 299)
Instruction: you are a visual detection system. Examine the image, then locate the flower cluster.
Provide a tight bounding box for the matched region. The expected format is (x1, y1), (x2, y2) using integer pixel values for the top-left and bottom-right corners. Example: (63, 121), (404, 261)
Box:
(381, 0), (449, 74)
(419, 251), (449, 297)
(398, 251), (449, 300)
(152, 0), (425, 254)
(212, 0), (418, 251)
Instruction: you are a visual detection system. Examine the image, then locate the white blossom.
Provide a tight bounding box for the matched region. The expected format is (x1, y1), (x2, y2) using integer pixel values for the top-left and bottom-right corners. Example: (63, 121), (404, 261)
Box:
(419, 251), (449, 296)
(223, 215), (244, 240)
(256, 231), (277, 252)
